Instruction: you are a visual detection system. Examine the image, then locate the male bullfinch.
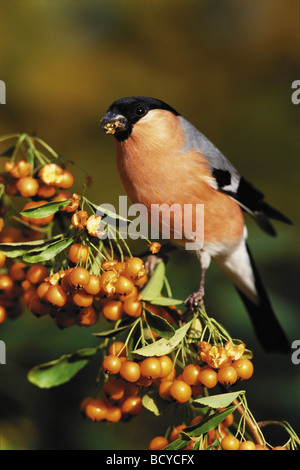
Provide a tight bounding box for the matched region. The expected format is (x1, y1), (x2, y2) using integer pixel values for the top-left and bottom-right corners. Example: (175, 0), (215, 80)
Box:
(100, 96), (292, 353)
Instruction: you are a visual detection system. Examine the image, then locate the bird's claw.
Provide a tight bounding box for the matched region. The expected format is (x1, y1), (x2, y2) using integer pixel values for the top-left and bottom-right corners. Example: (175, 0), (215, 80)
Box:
(184, 288), (205, 311)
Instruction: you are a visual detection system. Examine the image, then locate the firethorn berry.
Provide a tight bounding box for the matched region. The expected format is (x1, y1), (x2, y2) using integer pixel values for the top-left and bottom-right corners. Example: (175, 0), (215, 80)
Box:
(0, 274), (14, 292)
(239, 440), (256, 450)
(85, 398), (108, 422)
(16, 176), (39, 197)
(158, 380), (173, 401)
(114, 275), (134, 296)
(100, 271), (118, 295)
(37, 281), (50, 302)
(84, 275), (101, 295)
(26, 265), (49, 285)
(170, 380), (192, 403)
(9, 160), (31, 178)
(59, 170), (74, 189)
(37, 184), (56, 199)
(217, 365), (238, 386)
(124, 257), (145, 279)
(68, 243), (89, 265)
(199, 367), (218, 389)
(232, 358), (254, 380)
(80, 396), (94, 414)
(120, 395), (143, 416)
(0, 306), (7, 324)
(72, 289), (94, 308)
(101, 259), (118, 271)
(182, 363), (202, 386)
(0, 251), (6, 268)
(170, 424), (186, 442)
(68, 267), (90, 288)
(108, 341), (127, 357)
(148, 242), (161, 254)
(76, 305), (99, 326)
(158, 355), (173, 378)
(140, 357), (162, 379)
(102, 300), (123, 321)
(9, 262), (26, 281)
(105, 406), (122, 423)
(148, 436), (169, 450)
(255, 444), (269, 450)
(71, 210), (88, 230)
(46, 284), (68, 307)
(221, 435), (240, 450)
(103, 378), (125, 401)
(122, 298), (142, 317)
(102, 355), (122, 375)
(272, 446), (287, 450)
(119, 360), (141, 383)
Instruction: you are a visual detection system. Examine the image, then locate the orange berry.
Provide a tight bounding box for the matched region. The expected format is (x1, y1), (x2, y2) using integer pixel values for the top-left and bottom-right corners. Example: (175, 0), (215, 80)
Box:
(72, 289), (93, 308)
(158, 380), (173, 401)
(182, 363), (201, 386)
(120, 395), (143, 416)
(158, 355), (173, 378)
(68, 243), (89, 264)
(71, 210), (88, 230)
(68, 266), (90, 288)
(0, 306), (7, 324)
(239, 440), (256, 450)
(84, 275), (101, 295)
(122, 298), (142, 317)
(37, 184), (56, 199)
(102, 300), (123, 321)
(105, 406), (122, 423)
(221, 435), (240, 450)
(108, 341), (127, 357)
(46, 284), (68, 307)
(149, 436), (169, 450)
(140, 357), (162, 379)
(170, 380), (192, 403)
(217, 365), (238, 386)
(16, 176), (39, 197)
(119, 360), (141, 383)
(102, 355), (122, 375)
(58, 170), (74, 189)
(0, 251), (6, 268)
(199, 367), (218, 389)
(103, 377), (125, 401)
(76, 305), (99, 326)
(26, 264), (49, 285)
(114, 275), (134, 295)
(85, 398), (107, 422)
(232, 358), (254, 380)
(170, 424), (186, 442)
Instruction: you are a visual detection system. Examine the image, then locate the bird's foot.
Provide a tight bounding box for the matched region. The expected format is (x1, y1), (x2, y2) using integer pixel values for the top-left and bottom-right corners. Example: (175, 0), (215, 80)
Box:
(144, 254), (163, 277)
(184, 288), (205, 311)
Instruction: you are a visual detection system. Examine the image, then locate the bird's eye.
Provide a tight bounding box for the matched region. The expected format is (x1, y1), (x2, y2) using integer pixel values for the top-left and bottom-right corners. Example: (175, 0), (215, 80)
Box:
(135, 106), (147, 117)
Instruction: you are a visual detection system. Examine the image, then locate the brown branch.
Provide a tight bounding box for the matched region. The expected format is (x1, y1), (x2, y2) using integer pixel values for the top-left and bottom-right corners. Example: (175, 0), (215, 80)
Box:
(233, 398), (265, 446)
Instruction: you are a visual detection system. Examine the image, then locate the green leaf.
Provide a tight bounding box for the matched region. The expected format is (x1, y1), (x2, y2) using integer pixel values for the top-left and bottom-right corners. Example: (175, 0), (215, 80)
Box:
(193, 391), (245, 409)
(27, 347), (98, 389)
(84, 198), (130, 223)
(0, 236), (62, 258)
(164, 437), (190, 450)
(141, 262), (165, 301)
(20, 199), (71, 218)
(23, 237), (74, 263)
(149, 297), (183, 306)
(142, 391), (172, 416)
(144, 307), (175, 339)
(132, 320), (193, 358)
(184, 405), (238, 437)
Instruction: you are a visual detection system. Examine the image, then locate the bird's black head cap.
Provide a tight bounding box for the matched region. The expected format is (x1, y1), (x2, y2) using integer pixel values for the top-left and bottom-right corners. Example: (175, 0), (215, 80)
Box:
(101, 96), (180, 141)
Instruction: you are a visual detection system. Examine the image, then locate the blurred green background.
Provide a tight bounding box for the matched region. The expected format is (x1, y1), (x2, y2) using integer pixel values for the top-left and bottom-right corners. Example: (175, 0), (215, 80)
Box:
(0, 0), (299, 450)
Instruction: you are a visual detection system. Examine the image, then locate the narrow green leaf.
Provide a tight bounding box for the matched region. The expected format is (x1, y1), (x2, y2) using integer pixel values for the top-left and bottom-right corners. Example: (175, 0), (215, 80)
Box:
(23, 237), (74, 263)
(132, 320), (193, 358)
(27, 347), (98, 389)
(141, 262), (165, 301)
(144, 307), (175, 339)
(193, 391), (245, 409)
(184, 405), (238, 437)
(142, 391), (172, 416)
(0, 236), (62, 258)
(93, 323), (133, 338)
(21, 199), (71, 218)
(149, 297), (183, 306)
(164, 437), (189, 450)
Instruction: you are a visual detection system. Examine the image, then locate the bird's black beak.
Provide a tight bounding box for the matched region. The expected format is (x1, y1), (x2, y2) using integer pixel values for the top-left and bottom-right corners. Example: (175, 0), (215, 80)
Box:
(100, 111), (128, 135)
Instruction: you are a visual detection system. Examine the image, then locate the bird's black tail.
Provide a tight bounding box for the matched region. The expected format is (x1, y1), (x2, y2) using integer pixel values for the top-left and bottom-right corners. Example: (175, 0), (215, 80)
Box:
(236, 244), (290, 353)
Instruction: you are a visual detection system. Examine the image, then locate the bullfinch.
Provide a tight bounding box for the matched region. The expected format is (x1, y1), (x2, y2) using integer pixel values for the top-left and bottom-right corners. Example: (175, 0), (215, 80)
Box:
(100, 96), (292, 353)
